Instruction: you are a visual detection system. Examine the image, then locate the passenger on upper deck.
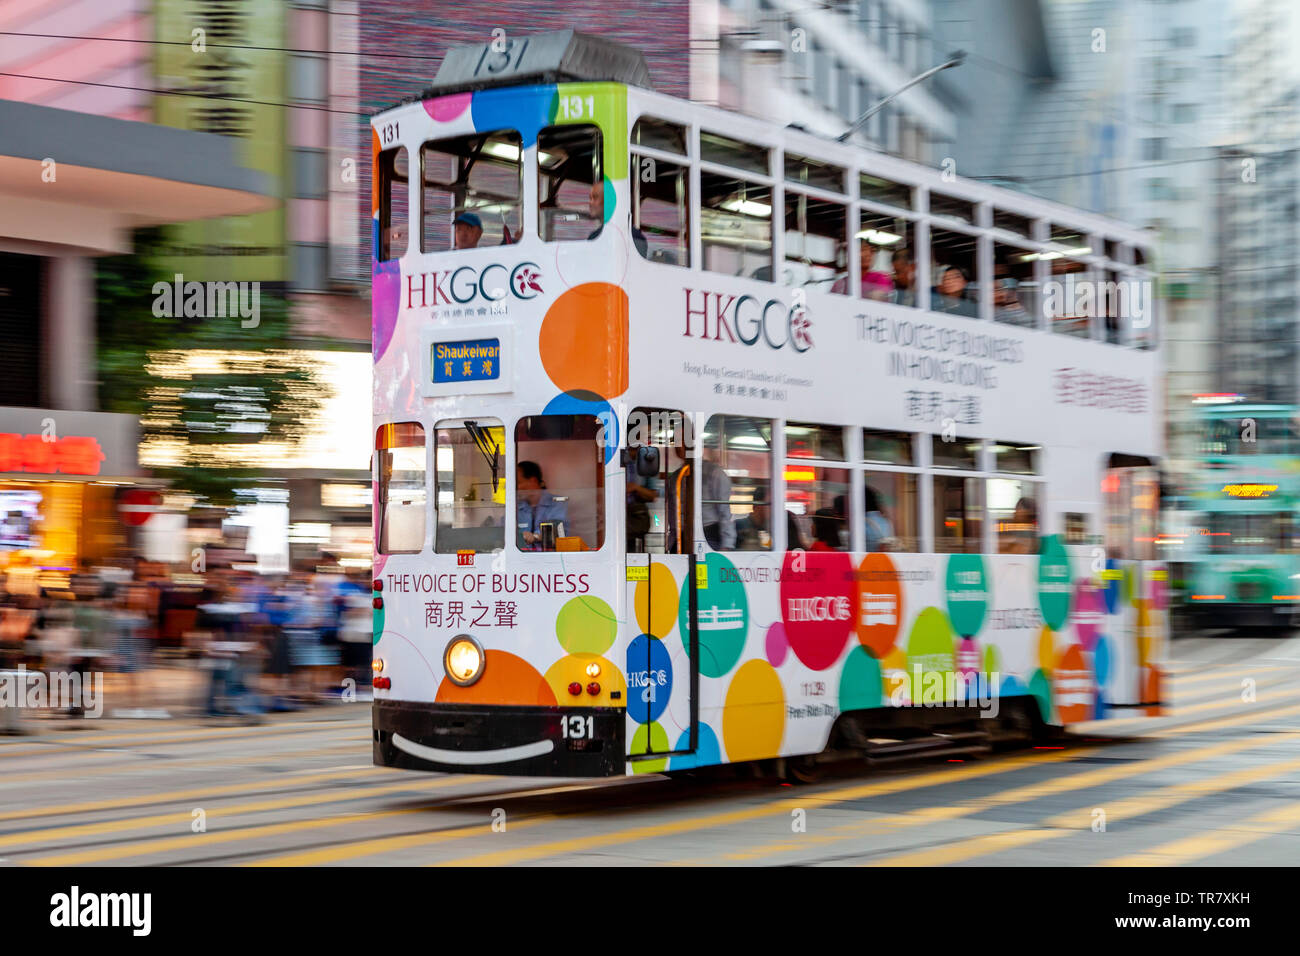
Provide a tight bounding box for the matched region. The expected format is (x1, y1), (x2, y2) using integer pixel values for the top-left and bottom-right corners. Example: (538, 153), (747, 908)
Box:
(453, 212), (483, 250)
(933, 265), (977, 317)
(516, 461), (568, 551)
(892, 250), (916, 307)
(586, 180), (648, 256)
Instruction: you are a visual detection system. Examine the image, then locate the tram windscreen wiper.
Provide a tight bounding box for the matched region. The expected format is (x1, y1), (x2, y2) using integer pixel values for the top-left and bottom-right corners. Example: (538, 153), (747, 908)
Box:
(463, 420), (501, 493)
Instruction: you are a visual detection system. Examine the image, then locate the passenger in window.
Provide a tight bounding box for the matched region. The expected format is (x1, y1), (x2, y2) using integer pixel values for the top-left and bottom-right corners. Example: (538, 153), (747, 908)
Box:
(626, 475), (657, 551)
(863, 486), (895, 552)
(810, 509), (842, 552)
(933, 265), (976, 317)
(994, 274), (1031, 326)
(861, 248), (895, 301)
(892, 250), (916, 307)
(453, 212), (483, 250)
(516, 461), (568, 551)
(699, 453), (735, 550)
(787, 510), (808, 551)
(587, 180), (648, 256)
(1000, 496), (1038, 554)
(735, 501), (769, 550)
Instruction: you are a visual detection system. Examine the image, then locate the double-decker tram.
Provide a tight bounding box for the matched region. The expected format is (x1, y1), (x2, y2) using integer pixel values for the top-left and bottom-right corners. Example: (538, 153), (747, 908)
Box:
(370, 32), (1167, 779)
(1185, 402), (1300, 628)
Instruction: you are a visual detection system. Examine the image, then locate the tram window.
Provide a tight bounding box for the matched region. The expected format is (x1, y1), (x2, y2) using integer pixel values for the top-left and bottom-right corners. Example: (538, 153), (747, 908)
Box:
(376, 422), (426, 554)
(856, 212), (915, 304)
(1134, 246), (1149, 268)
(1104, 239), (1122, 263)
(786, 466), (850, 552)
(1064, 512), (1093, 545)
(1050, 224), (1089, 250)
(990, 479), (1040, 554)
(863, 428), (914, 465)
(932, 435), (980, 470)
(433, 419), (505, 554)
(1102, 268), (1124, 343)
(1128, 272), (1157, 351)
(627, 408), (691, 554)
(859, 173), (912, 210)
(701, 171), (772, 279)
(514, 414), (605, 552)
(930, 230), (980, 318)
(993, 244), (1038, 328)
(1046, 257), (1090, 338)
(992, 441), (1039, 475)
(783, 194), (847, 294)
(700, 131), (770, 176)
(1103, 466), (1158, 561)
(785, 153), (846, 193)
(377, 147), (409, 262)
(934, 475), (984, 554)
(993, 209), (1034, 239)
(929, 192), (975, 226)
(631, 116), (687, 155)
(420, 131), (522, 251)
(864, 470), (919, 552)
(786, 422), (846, 461)
(630, 153), (689, 266)
(702, 415), (773, 551)
(538, 125), (604, 243)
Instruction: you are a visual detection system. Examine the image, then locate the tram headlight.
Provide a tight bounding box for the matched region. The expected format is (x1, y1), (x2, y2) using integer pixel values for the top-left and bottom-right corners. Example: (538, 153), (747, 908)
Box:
(585, 662), (601, 678)
(444, 635), (484, 686)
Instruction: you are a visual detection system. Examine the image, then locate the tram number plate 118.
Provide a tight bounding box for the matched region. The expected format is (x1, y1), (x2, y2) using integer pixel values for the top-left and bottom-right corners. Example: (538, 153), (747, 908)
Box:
(561, 715), (595, 739)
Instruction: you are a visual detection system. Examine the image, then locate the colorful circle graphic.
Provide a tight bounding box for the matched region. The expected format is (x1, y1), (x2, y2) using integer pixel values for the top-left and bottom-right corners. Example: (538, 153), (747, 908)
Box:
(1053, 643), (1092, 724)
(634, 562), (680, 639)
(780, 550), (854, 671)
(423, 92), (472, 122)
(542, 653), (624, 707)
(722, 659), (785, 762)
(538, 283), (629, 400)
(855, 552), (903, 658)
(765, 621), (789, 667)
(839, 646), (883, 712)
(1072, 577), (1105, 651)
(625, 634), (672, 724)
(669, 722), (722, 771)
(436, 650), (556, 706)
(679, 552), (749, 678)
(945, 553), (988, 638)
(555, 595), (617, 655)
(1037, 534), (1072, 630)
(629, 721), (670, 774)
(906, 607), (956, 703)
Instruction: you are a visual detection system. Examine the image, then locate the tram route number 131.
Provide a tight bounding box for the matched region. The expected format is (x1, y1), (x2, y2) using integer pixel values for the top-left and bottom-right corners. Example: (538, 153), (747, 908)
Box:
(560, 715), (596, 739)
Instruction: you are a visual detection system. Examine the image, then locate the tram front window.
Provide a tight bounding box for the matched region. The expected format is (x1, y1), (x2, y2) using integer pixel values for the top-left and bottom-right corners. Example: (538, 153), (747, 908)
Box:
(702, 415), (773, 551)
(514, 414), (605, 552)
(378, 147), (409, 262)
(434, 419), (505, 554)
(421, 131), (522, 251)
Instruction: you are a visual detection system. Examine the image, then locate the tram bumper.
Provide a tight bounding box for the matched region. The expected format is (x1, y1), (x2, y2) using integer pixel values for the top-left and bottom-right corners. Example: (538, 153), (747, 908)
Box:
(373, 700), (625, 777)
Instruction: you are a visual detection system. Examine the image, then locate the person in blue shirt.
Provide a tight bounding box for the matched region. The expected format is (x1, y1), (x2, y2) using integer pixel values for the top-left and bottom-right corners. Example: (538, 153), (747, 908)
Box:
(516, 461), (568, 551)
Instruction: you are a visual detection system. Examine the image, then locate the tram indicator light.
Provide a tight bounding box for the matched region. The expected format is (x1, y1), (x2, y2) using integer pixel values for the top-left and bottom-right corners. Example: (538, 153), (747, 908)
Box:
(373, 579), (383, 592)
(373, 597), (384, 610)
(568, 682), (582, 696)
(586, 682), (601, 696)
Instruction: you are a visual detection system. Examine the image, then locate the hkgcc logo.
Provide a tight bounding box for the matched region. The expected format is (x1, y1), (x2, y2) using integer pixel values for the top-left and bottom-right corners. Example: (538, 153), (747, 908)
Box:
(406, 261), (543, 308)
(683, 287), (813, 352)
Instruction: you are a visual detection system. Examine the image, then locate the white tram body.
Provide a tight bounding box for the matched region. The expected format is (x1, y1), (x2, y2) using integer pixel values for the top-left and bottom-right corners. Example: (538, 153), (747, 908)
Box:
(370, 33), (1166, 776)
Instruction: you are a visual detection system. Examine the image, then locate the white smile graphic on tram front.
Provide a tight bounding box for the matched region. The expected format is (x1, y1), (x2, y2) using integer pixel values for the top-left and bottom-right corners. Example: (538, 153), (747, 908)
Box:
(391, 733), (554, 766)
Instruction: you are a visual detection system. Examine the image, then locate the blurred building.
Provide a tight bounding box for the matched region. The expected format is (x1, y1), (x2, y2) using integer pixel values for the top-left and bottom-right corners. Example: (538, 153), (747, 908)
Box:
(0, 98), (272, 582)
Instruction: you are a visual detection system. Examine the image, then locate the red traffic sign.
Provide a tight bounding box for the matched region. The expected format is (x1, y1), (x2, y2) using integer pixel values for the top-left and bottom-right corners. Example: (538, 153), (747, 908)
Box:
(119, 489), (162, 527)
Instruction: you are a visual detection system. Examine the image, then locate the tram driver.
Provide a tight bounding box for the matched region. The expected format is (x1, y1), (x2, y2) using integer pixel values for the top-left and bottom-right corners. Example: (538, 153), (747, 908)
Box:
(516, 461), (568, 551)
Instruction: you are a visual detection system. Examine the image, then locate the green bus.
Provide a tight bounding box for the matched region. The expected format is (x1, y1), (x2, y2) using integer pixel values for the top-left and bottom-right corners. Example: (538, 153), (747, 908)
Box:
(1186, 404), (1300, 627)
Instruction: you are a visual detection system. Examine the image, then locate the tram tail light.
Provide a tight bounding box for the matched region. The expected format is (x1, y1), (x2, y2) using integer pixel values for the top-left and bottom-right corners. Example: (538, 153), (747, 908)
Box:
(373, 676), (391, 689)
(568, 681), (582, 696)
(373, 578), (383, 592)
(586, 682), (601, 696)
(372, 596), (384, 610)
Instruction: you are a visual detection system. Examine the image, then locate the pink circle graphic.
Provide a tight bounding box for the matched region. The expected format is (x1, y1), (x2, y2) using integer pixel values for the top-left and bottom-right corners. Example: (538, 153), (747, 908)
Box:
(779, 551), (854, 671)
(765, 622), (789, 667)
(1072, 578), (1105, 652)
(956, 637), (980, 678)
(423, 93), (471, 122)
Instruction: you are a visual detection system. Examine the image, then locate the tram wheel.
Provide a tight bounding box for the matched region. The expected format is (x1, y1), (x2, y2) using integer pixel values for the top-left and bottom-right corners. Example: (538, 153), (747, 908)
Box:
(782, 756), (823, 785)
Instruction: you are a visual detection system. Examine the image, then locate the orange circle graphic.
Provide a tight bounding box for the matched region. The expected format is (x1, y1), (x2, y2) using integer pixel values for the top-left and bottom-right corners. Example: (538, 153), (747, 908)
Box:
(538, 282), (629, 399)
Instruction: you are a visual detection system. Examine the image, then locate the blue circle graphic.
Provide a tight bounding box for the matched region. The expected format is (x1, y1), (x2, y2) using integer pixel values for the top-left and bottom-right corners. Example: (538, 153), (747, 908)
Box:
(626, 633), (672, 724)
(669, 723), (722, 771)
(1094, 634), (1111, 687)
(470, 85), (556, 148)
(1102, 559), (1122, 614)
(543, 392), (618, 464)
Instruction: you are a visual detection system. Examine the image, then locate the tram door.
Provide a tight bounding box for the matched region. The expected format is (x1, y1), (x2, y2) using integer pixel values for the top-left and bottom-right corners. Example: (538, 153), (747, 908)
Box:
(625, 409), (699, 767)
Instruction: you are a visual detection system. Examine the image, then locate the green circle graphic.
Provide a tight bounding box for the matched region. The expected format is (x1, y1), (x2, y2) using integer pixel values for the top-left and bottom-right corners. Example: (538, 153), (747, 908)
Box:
(1037, 534), (1072, 630)
(556, 595), (618, 654)
(629, 721), (670, 774)
(906, 607), (956, 703)
(679, 552), (749, 678)
(839, 646), (883, 712)
(945, 553), (988, 637)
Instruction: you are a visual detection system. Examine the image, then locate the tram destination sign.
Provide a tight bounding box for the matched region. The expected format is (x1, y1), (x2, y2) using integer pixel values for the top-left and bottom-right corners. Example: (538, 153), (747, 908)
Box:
(432, 338), (502, 384)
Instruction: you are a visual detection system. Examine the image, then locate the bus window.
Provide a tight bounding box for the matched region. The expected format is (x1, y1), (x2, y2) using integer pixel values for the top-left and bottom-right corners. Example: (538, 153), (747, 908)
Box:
(786, 466), (850, 552)
(864, 471), (918, 552)
(993, 244), (1038, 328)
(420, 131), (522, 251)
(378, 147), (409, 262)
(1046, 257), (1090, 338)
(630, 154), (688, 265)
(538, 124), (603, 243)
(514, 415), (605, 552)
(930, 229), (980, 318)
(856, 211), (914, 304)
(702, 415), (772, 551)
(376, 422), (426, 554)
(434, 419), (505, 554)
(784, 194), (846, 294)
(701, 171), (772, 279)
(626, 408), (691, 554)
